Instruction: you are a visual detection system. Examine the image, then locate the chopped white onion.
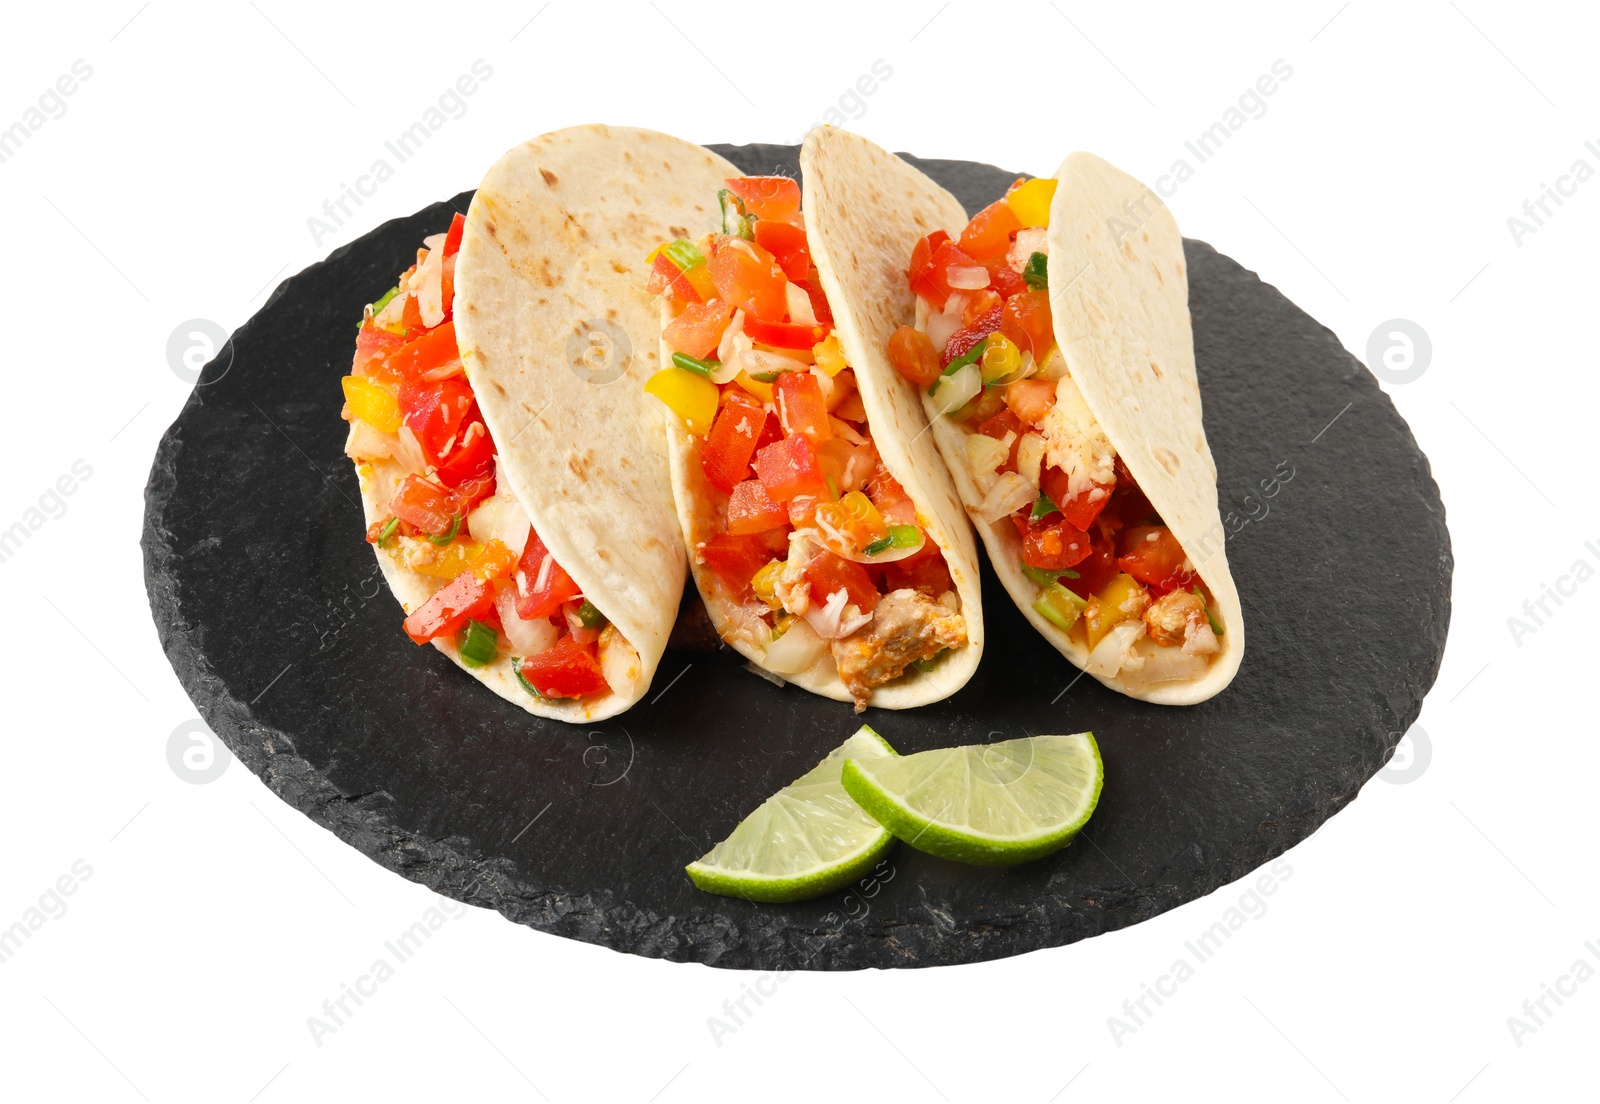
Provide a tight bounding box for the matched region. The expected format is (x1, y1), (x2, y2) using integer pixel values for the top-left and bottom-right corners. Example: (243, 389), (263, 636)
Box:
(1017, 431), (1046, 488)
(966, 432), (1012, 493)
(947, 265), (990, 290)
(763, 617), (827, 674)
(1124, 637), (1209, 684)
(1037, 346), (1070, 382)
(421, 358), (464, 381)
(717, 309), (748, 365)
(344, 421), (393, 462)
(490, 498), (530, 559)
(976, 470), (1036, 522)
(785, 281), (817, 326)
(415, 246), (445, 328)
(1009, 227), (1048, 271)
(930, 362), (981, 417)
(926, 310), (961, 355)
(393, 424), (428, 474)
(597, 624), (639, 694)
(1084, 620), (1145, 679)
(494, 587), (559, 656)
(804, 587), (873, 640)
(466, 497), (503, 544)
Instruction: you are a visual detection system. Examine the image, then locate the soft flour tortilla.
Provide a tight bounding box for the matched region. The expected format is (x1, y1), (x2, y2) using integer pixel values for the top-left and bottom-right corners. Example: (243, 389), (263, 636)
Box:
(357, 125), (739, 722)
(1034, 152), (1243, 702)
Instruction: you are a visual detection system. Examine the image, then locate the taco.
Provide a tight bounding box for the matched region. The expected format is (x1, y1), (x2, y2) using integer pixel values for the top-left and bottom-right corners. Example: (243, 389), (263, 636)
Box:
(340, 125), (736, 721)
(640, 141), (984, 711)
(871, 145), (1243, 703)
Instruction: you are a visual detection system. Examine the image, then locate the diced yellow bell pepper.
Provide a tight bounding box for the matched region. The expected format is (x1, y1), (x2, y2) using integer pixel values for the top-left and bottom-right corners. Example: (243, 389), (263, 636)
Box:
(733, 369), (774, 404)
(1005, 178), (1057, 229)
(751, 559), (785, 610)
(342, 375), (402, 433)
(683, 264), (717, 302)
(469, 538), (517, 581)
(404, 538), (481, 579)
(1083, 572), (1149, 650)
(980, 333), (1022, 384)
(812, 333), (848, 377)
(645, 367), (720, 436)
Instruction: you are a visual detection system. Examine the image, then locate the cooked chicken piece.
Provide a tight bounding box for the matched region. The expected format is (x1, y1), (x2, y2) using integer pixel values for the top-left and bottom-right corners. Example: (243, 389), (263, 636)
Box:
(832, 589), (967, 712)
(1143, 588), (1206, 647)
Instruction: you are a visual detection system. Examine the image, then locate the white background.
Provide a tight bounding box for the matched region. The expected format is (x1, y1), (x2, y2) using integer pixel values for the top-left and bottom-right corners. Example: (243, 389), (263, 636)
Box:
(3, 2), (1594, 1101)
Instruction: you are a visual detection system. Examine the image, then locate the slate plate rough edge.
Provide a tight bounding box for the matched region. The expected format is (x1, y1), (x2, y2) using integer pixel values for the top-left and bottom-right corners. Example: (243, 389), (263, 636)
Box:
(143, 147), (1451, 970)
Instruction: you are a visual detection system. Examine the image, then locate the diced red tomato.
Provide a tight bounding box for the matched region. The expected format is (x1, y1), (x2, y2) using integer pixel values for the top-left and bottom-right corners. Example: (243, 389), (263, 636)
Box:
(987, 264), (1025, 300)
(976, 410), (1024, 473)
(754, 434), (829, 503)
(353, 324), (407, 376)
(775, 371), (832, 445)
(1011, 513), (1093, 572)
(743, 315), (826, 349)
(709, 240), (788, 321)
(753, 220), (811, 282)
(943, 305), (1002, 367)
(1003, 377), (1057, 426)
(701, 393), (767, 493)
(520, 637), (610, 699)
(663, 299), (734, 359)
(865, 462), (915, 525)
(648, 251), (704, 304)
(389, 474), (456, 536)
(907, 230), (952, 307)
(514, 529), (582, 620)
(1060, 533), (1121, 599)
(803, 550), (880, 614)
(928, 240), (981, 308)
(887, 326), (942, 389)
(726, 479), (787, 534)
(701, 532), (772, 591)
(961, 289), (1003, 327)
(381, 320), (460, 385)
(959, 199), (1023, 263)
(1110, 458), (1155, 524)
(398, 377), (477, 467)
(432, 421), (495, 488)
(1118, 524), (1195, 595)
(1040, 466), (1116, 531)
(402, 570), (494, 643)
(883, 552), (952, 598)
(724, 176), (802, 223)
(800, 270), (834, 326)
(443, 212), (466, 257)
(1001, 288), (1054, 362)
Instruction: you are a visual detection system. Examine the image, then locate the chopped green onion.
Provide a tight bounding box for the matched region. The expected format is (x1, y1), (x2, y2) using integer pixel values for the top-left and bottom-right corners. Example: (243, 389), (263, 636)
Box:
(1032, 583), (1084, 631)
(748, 369), (785, 383)
(511, 658), (545, 698)
(1020, 561), (1080, 586)
(661, 238), (706, 272)
(377, 516), (399, 547)
(576, 599), (605, 630)
(1194, 585), (1224, 635)
(455, 619), (499, 668)
(824, 474), (840, 500)
(718, 189), (755, 240)
(671, 352), (717, 377)
(930, 337), (987, 394)
(427, 514), (461, 545)
(913, 649), (947, 673)
(1022, 251), (1049, 289)
(1030, 493), (1059, 521)
(864, 535), (893, 556)
(888, 524), (920, 548)
(369, 285), (400, 315)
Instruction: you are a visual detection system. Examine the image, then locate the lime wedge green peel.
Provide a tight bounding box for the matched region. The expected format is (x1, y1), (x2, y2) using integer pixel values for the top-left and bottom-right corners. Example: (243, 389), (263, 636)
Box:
(840, 732), (1102, 866)
(686, 725), (898, 903)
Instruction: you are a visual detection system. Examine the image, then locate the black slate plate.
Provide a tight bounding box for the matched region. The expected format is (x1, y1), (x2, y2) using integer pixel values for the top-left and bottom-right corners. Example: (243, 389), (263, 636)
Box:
(143, 144), (1451, 970)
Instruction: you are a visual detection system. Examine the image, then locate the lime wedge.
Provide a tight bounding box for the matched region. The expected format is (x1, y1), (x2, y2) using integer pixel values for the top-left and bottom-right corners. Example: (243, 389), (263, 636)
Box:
(841, 732), (1102, 866)
(686, 725), (898, 902)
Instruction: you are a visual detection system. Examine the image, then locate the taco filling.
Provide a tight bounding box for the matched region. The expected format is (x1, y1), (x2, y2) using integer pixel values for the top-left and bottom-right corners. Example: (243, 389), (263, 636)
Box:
(644, 176), (968, 709)
(341, 213), (631, 702)
(889, 178), (1224, 683)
